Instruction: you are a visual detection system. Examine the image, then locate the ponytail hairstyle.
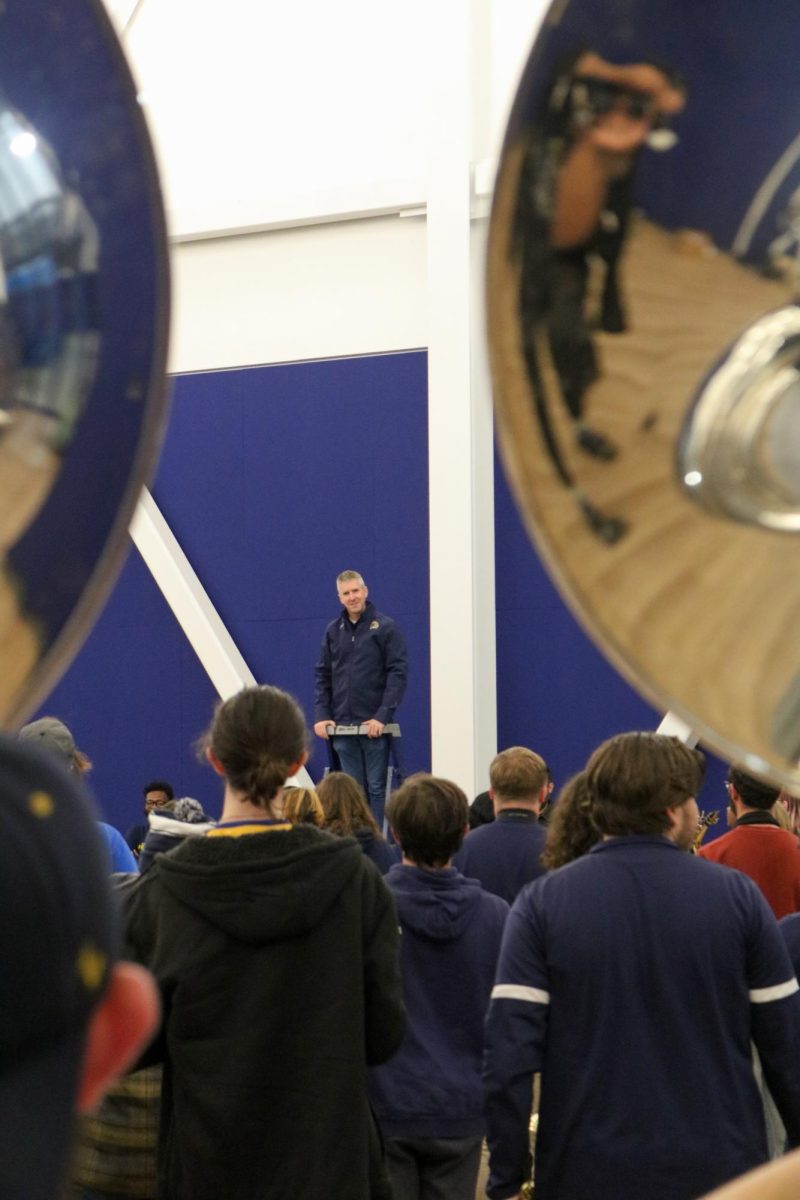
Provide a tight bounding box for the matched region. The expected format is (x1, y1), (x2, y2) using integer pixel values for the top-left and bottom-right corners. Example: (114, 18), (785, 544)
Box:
(199, 686), (308, 810)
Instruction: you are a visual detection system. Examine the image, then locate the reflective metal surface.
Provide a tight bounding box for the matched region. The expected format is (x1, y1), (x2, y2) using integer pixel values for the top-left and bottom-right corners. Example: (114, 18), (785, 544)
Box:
(487, 1), (800, 785)
(0, 1), (168, 723)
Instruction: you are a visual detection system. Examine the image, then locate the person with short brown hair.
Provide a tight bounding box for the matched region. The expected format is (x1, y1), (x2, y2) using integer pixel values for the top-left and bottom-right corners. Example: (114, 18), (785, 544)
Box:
(455, 747), (551, 903)
(484, 731), (800, 1200)
(371, 774), (508, 1200)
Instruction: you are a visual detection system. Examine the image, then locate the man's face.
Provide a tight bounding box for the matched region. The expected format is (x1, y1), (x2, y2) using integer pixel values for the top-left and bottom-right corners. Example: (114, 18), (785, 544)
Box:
(145, 790), (169, 815)
(338, 579), (368, 618)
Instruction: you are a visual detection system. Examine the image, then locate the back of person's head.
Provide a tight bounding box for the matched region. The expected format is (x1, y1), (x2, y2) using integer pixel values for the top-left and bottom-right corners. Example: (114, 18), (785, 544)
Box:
(727, 766), (780, 812)
(490, 746), (549, 806)
(317, 772), (381, 838)
(282, 786), (324, 827)
(200, 685), (308, 810)
(469, 790), (495, 829)
(0, 733), (157, 1199)
(18, 716), (92, 775)
(586, 732), (706, 837)
(541, 772), (599, 869)
(386, 773), (468, 867)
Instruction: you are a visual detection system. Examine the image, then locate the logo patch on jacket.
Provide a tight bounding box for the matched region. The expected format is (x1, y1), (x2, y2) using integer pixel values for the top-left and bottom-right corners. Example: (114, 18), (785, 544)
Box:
(370, 620), (379, 629)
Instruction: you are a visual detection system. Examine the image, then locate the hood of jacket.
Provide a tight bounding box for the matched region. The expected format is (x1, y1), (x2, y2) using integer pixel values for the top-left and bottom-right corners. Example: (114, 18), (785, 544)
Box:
(387, 863), (486, 943)
(152, 824), (365, 944)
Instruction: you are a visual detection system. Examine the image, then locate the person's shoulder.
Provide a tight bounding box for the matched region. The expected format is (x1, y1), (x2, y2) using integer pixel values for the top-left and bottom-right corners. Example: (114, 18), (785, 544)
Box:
(459, 823), (487, 848)
(472, 882), (510, 920)
(367, 605), (406, 635)
(689, 849), (774, 902)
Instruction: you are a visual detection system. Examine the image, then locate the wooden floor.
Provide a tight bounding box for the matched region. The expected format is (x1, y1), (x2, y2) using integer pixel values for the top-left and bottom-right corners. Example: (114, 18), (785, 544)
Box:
(488, 139), (800, 783)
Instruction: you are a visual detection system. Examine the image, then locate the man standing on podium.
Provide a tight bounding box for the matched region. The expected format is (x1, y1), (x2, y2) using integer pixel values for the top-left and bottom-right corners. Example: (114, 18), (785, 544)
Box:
(314, 570), (408, 828)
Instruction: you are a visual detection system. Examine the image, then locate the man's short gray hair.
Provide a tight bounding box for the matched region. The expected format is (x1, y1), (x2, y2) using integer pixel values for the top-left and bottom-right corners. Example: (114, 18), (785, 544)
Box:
(336, 570), (365, 588)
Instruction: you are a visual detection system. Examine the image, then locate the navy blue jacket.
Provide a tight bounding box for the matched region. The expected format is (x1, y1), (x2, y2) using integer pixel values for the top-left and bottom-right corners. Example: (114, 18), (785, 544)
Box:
(484, 836), (800, 1200)
(370, 863), (508, 1139)
(314, 601), (408, 726)
(455, 809), (547, 903)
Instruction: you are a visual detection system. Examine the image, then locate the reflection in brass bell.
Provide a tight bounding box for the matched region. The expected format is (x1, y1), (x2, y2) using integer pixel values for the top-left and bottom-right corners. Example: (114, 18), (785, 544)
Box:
(0, 1), (169, 724)
(487, 1), (800, 786)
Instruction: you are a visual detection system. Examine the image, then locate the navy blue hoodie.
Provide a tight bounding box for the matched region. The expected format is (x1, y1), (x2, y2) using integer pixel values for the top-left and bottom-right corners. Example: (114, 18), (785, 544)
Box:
(369, 863), (508, 1138)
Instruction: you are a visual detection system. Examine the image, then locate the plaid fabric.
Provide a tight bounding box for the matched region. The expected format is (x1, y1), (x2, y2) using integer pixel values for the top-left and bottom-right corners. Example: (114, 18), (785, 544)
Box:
(71, 1065), (161, 1198)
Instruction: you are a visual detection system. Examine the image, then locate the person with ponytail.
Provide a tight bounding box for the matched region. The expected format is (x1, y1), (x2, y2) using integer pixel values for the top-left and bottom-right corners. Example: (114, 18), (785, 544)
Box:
(123, 685), (405, 1200)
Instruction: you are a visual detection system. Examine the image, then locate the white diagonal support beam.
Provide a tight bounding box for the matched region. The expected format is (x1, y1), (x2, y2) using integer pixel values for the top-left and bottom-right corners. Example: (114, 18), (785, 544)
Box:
(130, 488), (312, 786)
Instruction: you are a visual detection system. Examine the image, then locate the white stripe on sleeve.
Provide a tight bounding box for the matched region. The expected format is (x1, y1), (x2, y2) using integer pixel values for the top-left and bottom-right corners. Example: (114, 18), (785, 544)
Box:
(749, 978), (799, 1004)
(491, 983), (550, 1005)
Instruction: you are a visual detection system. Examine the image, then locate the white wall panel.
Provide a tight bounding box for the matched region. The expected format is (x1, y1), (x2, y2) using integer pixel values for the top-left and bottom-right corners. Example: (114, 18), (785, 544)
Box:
(168, 213), (426, 373)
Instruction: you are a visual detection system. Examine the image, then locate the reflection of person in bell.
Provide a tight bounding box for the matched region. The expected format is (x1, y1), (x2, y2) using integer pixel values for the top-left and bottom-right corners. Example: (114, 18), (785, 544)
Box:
(513, 50), (685, 544)
(765, 187), (800, 287)
(548, 52), (686, 459)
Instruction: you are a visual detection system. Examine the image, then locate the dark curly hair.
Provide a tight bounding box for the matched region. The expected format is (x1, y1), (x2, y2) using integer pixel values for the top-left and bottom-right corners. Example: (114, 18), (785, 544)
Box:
(541, 772), (599, 869)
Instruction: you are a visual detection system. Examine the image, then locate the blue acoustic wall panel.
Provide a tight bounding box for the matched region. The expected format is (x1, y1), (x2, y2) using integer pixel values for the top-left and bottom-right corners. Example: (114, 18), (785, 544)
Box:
(493, 452), (730, 831)
(34, 350), (431, 835)
(38, 548), (220, 831)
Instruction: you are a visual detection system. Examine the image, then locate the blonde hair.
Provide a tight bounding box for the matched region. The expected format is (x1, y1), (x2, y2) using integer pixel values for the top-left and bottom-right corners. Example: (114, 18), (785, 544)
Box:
(490, 746), (548, 803)
(283, 786), (324, 827)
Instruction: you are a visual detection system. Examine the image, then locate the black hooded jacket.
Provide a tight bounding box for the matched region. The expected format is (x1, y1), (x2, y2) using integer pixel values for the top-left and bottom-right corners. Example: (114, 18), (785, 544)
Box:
(124, 822), (405, 1199)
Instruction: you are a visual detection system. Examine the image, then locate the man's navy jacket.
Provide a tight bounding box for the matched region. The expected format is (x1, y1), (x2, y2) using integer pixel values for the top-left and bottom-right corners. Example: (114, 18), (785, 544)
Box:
(314, 601), (408, 725)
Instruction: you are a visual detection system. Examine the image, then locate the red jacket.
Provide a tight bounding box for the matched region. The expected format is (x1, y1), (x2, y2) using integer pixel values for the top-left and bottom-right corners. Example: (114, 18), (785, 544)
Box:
(699, 815), (800, 919)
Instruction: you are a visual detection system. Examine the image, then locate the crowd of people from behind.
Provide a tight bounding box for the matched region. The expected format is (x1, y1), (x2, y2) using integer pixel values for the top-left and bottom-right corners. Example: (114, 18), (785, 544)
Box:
(6, 695), (800, 1199)
(7, 623), (800, 1198)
